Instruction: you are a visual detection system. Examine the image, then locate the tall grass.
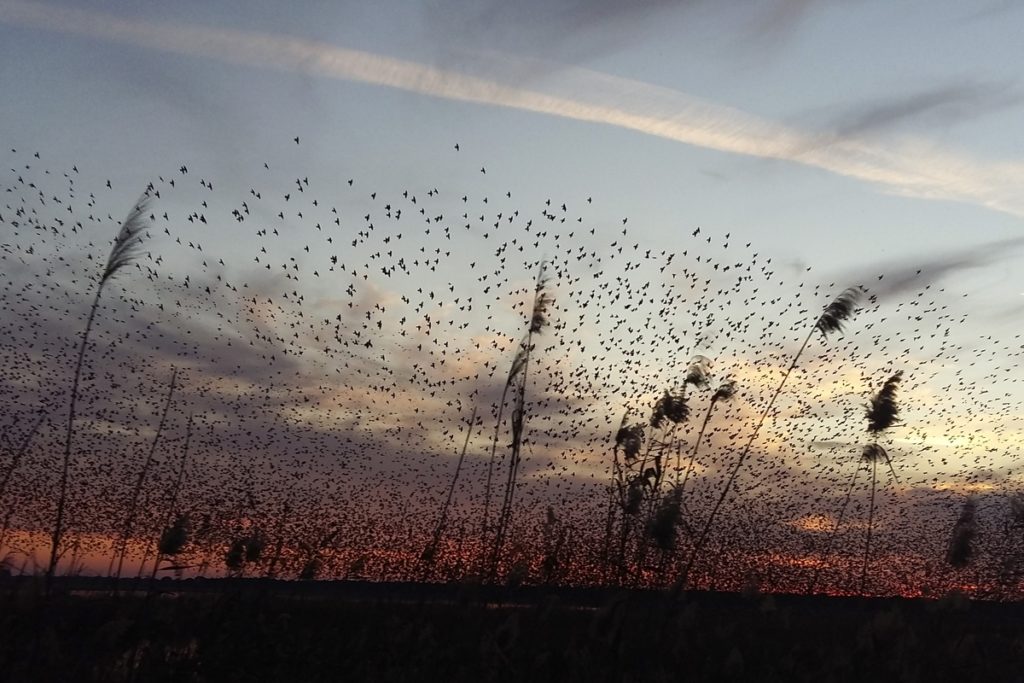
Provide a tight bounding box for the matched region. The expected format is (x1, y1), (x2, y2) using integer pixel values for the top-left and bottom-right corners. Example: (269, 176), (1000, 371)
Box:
(644, 363), (711, 566)
(481, 337), (531, 556)
(678, 377), (736, 493)
(266, 498), (293, 579)
(675, 286), (863, 592)
(421, 403), (478, 574)
(603, 359), (717, 585)
(860, 370), (902, 593)
(807, 371), (902, 594)
(298, 525), (343, 581)
(807, 453), (863, 594)
(488, 260), (553, 579)
(47, 193), (152, 588)
(609, 396), (674, 584)
(643, 386), (689, 494)
(149, 411), (194, 582)
(609, 412), (644, 583)
(113, 367), (178, 581)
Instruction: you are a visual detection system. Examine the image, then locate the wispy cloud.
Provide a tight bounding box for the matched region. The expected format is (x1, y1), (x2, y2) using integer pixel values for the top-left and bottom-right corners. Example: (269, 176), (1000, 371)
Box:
(825, 81), (1022, 140)
(3, 0), (1024, 217)
(423, 0), (819, 64)
(833, 236), (1024, 301)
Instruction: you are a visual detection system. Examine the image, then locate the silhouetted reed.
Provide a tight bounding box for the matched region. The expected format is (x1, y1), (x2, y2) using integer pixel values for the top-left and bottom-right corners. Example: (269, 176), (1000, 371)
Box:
(157, 514), (191, 558)
(48, 192), (152, 588)
(641, 385), (689, 497)
(421, 404), (478, 575)
(605, 357), (720, 585)
(489, 260), (553, 579)
(266, 499), (293, 579)
(149, 412), (194, 582)
(299, 555), (322, 580)
(677, 286), (863, 592)
(607, 412), (644, 583)
(225, 533), (266, 575)
(867, 371), (903, 436)
(679, 377), (736, 492)
(113, 367), (178, 581)
(860, 370), (902, 593)
(647, 487), (683, 552)
(808, 367), (903, 594)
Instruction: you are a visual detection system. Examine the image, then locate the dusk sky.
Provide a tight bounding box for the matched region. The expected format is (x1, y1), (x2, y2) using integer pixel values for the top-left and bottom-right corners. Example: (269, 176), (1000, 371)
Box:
(3, 0), (1024, 593)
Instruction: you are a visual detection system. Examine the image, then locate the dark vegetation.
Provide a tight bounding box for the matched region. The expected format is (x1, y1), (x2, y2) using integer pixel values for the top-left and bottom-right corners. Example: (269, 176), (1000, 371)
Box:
(3, 577), (1023, 682)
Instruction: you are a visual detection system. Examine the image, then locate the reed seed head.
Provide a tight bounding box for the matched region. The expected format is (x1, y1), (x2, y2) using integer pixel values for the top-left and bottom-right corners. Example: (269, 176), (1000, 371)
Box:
(299, 556), (322, 580)
(651, 388), (689, 429)
(528, 260), (554, 333)
(102, 193), (153, 285)
(861, 444), (888, 462)
(867, 370), (903, 434)
(624, 479), (644, 516)
(244, 532), (266, 563)
(614, 415), (645, 462)
(505, 341), (529, 387)
(815, 286), (863, 338)
(712, 377), (738, 403)
(157, 513), (190, 556)
(684, 355), (713, 389)
(646, 488), (684, 551)
(225, 538), (246, 570)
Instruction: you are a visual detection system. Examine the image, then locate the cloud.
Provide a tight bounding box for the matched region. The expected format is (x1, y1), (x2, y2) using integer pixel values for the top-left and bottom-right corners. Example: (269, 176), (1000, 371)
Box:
(834, 236), (1024, 301)
(423, 0), (683, 46)
(421, 0), (821, 66)
(3, 0), (1024, 218)
(828, 81), (1022, 140)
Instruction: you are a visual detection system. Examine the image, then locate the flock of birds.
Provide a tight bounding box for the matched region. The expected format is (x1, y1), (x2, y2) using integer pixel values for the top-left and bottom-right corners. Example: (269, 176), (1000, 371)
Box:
(1, 140), (1023, 596)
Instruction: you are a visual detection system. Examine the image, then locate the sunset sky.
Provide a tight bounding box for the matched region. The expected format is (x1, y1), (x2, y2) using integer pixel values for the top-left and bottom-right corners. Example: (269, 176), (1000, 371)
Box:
(2, 0), (1024, 592)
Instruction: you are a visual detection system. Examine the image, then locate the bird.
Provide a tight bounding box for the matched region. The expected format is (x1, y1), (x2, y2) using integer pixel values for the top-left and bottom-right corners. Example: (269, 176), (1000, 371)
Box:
(0, 142), (1009, 601)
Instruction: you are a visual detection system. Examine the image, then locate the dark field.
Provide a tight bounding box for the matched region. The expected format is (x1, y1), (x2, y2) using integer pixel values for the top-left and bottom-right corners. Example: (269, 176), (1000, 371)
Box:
(2, 578), (1023, 682)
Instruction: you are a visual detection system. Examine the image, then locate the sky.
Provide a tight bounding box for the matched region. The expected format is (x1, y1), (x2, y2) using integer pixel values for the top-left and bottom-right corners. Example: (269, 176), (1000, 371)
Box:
(2, 0), (1024, 593)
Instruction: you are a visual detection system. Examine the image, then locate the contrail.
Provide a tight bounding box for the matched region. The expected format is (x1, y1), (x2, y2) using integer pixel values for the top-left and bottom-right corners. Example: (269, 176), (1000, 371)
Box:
(3, 0), (1024, 218)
